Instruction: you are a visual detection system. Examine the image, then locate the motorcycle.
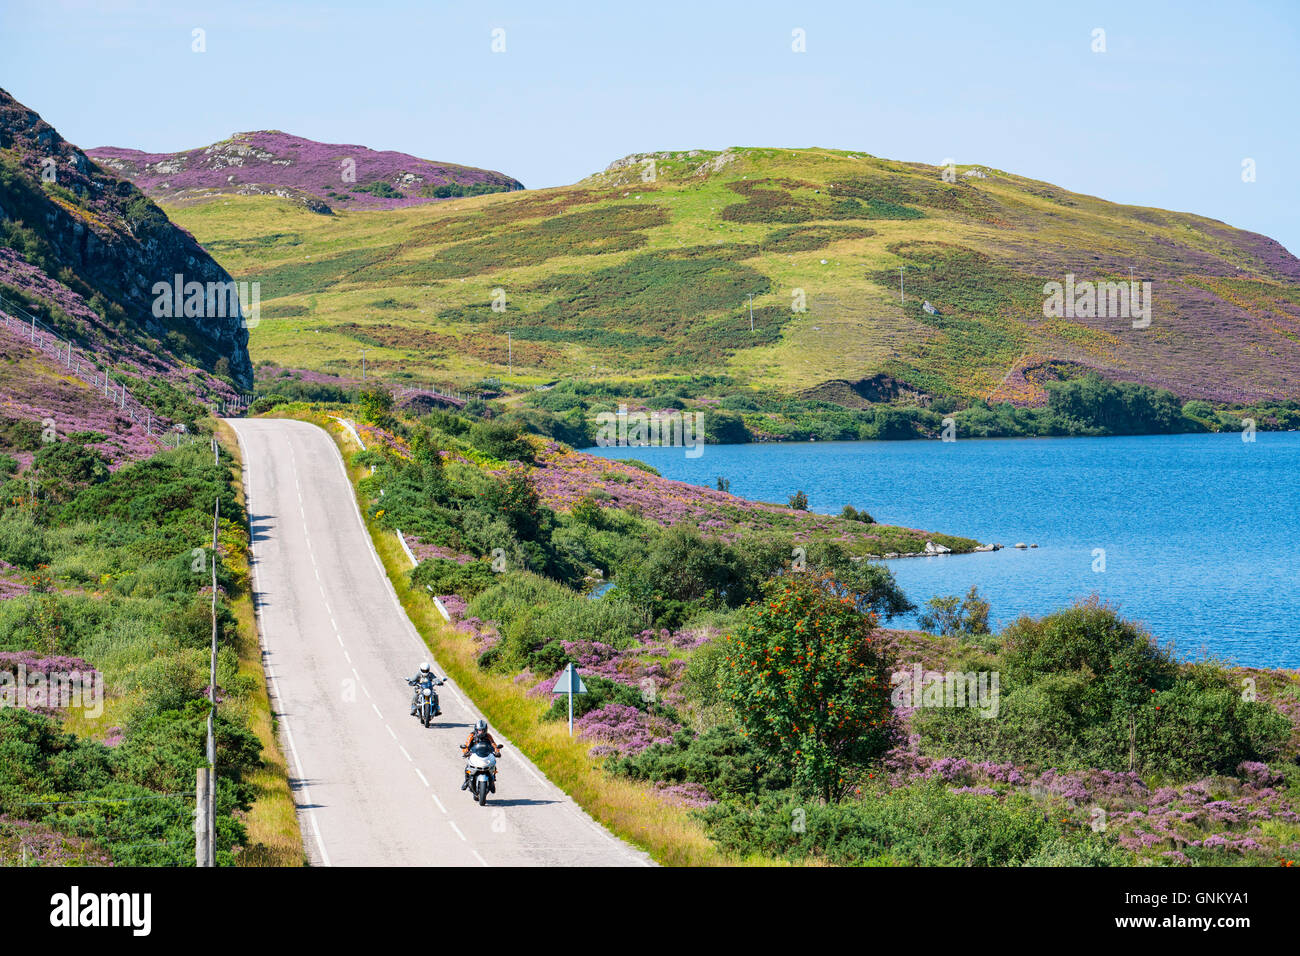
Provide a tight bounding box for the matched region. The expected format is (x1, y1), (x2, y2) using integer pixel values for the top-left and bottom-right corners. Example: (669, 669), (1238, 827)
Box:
(406, 677), (443, 727)
(464, 740), (500, 806)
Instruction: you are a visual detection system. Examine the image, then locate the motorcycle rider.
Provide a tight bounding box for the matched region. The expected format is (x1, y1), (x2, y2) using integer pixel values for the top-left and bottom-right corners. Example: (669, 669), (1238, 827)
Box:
(407, 662), (443, 717)
(460, 718), (501, 789)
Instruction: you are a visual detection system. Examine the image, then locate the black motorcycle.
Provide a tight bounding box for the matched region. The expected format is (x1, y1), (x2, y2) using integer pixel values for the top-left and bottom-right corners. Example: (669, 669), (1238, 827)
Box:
(406, 676), (443, 727)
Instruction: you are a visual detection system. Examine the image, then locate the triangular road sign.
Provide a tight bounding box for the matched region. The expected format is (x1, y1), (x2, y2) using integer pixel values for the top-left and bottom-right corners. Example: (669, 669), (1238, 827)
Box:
(552, 664), (587, 695)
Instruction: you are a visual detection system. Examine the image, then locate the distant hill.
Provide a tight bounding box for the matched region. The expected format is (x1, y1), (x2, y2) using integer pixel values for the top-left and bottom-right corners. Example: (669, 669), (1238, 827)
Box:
(0, 88), (250, 464)
(89, 132), (524, 213)
(157, 145), (1300, 408)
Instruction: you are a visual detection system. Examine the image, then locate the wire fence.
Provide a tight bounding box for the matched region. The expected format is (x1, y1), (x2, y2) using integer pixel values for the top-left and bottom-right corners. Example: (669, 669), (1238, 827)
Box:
(0, 292), (253, 440)
(393, 383), (468, 407)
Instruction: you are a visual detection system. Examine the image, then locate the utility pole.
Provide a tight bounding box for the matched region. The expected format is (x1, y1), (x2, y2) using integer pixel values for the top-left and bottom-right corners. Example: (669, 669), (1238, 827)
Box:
(360, 348), (369, 382)
(748, 293), (754, 332)
(508, 330), (512, 376)
(899, 266), (905, 304)
(202, 495), (219, 867)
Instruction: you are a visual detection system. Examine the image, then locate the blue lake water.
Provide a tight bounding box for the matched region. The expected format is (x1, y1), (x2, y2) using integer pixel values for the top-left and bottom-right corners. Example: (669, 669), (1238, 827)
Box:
(586, 433), (1300, 668)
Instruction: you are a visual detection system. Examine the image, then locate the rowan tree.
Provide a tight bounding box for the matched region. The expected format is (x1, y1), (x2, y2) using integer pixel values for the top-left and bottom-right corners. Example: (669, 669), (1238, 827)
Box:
(720, 572), (896, 802)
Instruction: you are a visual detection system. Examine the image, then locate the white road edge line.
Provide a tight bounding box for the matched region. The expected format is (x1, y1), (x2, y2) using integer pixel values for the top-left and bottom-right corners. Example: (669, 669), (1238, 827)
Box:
(321, 418), (650, 867)
(231, 426), (332, 868)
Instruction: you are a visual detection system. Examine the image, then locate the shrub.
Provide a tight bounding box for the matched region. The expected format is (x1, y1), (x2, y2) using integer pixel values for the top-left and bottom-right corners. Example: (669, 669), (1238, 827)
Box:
(611, 726), (789, 797)
(840, 504), (874, 523)
(358, 385), (395, 424)
(0, 510), (49, 569)
(33, 441), (110, 500)
(918, 585), (991, 637)
(467, 421), (534, 463)
(916, 598), (1290, 777)
(409, 558), (497, 599)
(719, 573), (896, 801)
(702, 784), (1062, 866)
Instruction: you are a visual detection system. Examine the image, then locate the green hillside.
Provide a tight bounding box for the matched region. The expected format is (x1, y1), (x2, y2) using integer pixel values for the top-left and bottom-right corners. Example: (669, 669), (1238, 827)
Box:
(165, 147), (1300, 419)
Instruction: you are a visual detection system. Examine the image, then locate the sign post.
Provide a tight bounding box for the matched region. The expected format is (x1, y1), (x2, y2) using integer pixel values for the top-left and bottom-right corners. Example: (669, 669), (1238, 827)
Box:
(551, 663), (587, 736)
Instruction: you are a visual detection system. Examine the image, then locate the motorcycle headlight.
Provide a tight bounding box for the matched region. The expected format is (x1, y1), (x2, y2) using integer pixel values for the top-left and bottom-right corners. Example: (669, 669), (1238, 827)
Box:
(422, 688), (431, 697)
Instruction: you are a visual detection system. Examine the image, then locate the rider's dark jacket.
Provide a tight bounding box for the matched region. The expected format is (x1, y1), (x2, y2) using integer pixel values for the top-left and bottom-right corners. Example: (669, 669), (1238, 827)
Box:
(461, 729), (500, 756)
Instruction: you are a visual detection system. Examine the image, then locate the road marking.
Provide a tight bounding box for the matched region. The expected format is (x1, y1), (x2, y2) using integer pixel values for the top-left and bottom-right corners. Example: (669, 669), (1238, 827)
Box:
(241, 420), (650, 868)
(400, 745), (412, 762)
(231, 427), (331, 868)
(386, 725), (397, 740)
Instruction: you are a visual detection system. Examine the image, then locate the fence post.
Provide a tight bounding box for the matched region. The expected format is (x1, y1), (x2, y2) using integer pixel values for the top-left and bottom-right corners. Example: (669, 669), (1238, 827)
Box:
(195, 767), (211, 867)
(205, 495), (220, 866)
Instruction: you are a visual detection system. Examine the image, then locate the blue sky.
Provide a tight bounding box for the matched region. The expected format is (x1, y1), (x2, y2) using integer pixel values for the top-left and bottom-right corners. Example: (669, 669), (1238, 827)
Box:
(3, 0), (1297, 252)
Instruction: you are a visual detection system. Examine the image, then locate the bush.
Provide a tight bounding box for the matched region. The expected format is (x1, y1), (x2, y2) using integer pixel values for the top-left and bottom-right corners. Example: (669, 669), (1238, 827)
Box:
(610, 726), (789, 797)
(840, 504), (874, 523)
(719, 573), (896, 801)
(409, 558), (497, 599)
(0, 510), (49, 569)
(702, 784), (1063, 866)
(541, 674), (647, 722)
(467, 421), (534, 463)
(358, 386), (394, 424)
(703, 410), (750, 444)
(918, 585), (991, 637)
(33, 441), (110, 500)
(915, 598), (1290, 777)
(468, 572), (645, 671)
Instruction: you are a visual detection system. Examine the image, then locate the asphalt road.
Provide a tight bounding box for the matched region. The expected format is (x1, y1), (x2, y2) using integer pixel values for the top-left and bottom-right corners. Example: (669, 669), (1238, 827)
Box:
(228, 417), (650, 867)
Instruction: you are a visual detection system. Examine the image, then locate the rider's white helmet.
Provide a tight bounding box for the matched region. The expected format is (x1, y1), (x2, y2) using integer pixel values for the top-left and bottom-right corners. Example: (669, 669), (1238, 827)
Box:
(420, 663), (430, 673)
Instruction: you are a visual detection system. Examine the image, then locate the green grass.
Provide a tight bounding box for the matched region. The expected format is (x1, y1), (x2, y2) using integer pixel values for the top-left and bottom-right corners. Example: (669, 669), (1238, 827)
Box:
(165, 146), (1300, 406)
(216, 421), (305, 866)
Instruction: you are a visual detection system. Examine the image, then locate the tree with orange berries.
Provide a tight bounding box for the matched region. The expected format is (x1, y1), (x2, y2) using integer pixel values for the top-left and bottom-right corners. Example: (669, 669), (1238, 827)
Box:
(719, 572), (896, 803)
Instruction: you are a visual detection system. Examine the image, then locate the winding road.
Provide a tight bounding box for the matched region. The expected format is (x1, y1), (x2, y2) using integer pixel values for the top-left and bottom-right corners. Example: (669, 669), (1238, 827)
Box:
(228, 418), (650, 867)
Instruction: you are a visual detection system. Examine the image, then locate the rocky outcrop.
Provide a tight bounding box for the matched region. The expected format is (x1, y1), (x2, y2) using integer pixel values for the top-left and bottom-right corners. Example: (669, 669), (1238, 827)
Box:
(0, 88), (252, 387)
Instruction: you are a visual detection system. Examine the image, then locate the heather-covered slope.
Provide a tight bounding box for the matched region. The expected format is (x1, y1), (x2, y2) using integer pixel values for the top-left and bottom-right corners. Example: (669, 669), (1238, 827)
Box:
(162, 146), (1300, 410)
(89, 131), (524, 213)
(0, 89), (252, 465)
(0, 88), (253, 389)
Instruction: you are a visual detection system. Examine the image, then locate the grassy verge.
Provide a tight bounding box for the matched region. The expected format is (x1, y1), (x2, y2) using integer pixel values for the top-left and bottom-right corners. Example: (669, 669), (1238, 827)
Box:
(285, 408), (732, 866)
(215, 419), (305, 866)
